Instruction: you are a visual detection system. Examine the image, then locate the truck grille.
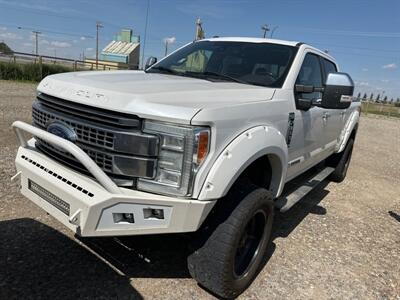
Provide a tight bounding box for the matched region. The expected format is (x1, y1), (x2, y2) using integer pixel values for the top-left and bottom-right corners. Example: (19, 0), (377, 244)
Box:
(33, 106), (115, 149)
(32, 93), (159, 185)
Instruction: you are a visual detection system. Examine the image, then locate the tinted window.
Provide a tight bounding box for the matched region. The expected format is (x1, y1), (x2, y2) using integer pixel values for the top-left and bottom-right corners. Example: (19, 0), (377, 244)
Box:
(148, 41), (298, 88)
(296, 53), (323, 100)
(323, 59), (337, 77)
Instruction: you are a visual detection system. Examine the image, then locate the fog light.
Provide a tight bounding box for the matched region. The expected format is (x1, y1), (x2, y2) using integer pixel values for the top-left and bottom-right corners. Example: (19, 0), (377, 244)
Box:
(113, 212), (135, 224)
(143, 208), (164, 220)
(123, 213), (135, 222)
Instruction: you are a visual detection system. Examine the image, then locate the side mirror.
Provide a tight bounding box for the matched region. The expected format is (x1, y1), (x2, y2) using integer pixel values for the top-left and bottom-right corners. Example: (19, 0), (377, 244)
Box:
(295, 85), (324, 111)
(321, 72), (354, 109)
(145, 56), (157, 70)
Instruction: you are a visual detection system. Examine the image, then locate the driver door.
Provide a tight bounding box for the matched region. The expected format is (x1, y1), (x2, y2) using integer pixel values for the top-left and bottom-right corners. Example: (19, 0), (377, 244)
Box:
(286, 52), (326, 179)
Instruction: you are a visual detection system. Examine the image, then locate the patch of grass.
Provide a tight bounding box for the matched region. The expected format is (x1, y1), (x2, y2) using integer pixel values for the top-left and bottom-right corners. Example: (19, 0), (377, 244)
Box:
(361, 102), (400, 118)
(0, 61), (73, 82)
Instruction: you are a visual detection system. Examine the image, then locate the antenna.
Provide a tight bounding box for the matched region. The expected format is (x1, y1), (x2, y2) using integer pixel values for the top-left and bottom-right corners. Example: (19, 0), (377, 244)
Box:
(141, 0), (150, 69)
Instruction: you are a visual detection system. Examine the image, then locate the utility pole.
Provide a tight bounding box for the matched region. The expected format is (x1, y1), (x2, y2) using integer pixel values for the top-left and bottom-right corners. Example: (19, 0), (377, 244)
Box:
(96, 21), (103, 70)
(261, 24), (270, 38)
(32, 30), (41, 56)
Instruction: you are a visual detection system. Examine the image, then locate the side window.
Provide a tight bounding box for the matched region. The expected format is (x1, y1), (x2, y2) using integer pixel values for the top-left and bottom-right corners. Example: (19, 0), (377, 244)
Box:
(322, 59), (337, 78)
(296, 53), (323, 100)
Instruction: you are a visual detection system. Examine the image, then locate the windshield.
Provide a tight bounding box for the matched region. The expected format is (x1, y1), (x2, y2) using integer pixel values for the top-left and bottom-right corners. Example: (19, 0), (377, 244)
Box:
(147, 41), (298, 87)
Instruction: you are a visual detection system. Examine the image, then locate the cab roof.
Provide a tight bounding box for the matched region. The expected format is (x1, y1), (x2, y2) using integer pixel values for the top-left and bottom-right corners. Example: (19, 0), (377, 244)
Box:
(204, 37), (300, 47)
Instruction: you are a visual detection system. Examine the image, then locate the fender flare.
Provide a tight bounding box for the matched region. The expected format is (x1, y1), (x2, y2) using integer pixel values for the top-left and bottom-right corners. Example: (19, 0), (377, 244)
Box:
(198, 126), (288, 200)
(336, 110), (360, 153)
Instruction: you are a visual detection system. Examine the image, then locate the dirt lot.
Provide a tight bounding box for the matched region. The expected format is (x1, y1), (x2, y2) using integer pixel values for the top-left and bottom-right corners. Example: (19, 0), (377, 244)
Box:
(0, 80), (399, 300)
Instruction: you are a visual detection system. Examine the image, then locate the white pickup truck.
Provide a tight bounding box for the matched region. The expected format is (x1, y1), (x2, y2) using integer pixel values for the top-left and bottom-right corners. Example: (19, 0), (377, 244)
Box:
(12, 37), (360, 298)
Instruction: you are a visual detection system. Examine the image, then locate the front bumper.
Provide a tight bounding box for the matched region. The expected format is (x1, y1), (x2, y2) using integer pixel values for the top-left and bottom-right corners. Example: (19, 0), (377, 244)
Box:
(13, 121), (215, 237)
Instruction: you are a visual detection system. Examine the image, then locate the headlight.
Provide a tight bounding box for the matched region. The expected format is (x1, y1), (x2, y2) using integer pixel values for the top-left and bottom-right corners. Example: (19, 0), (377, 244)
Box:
(137, 120), (210, 197)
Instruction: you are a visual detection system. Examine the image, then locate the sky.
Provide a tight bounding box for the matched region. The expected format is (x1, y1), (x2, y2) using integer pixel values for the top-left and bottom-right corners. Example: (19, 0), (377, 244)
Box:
(0, 0), (399, 99)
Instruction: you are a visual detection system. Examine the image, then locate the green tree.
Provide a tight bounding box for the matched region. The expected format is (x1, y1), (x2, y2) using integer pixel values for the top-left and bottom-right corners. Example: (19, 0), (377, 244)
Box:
(0, 42), (13, 54)
(363, 93), (368, 100)
(370, 93), (374, 101)
(383, 96), (388, 103)
(357, 92), (361, 100)
(376, 94), (381, 102)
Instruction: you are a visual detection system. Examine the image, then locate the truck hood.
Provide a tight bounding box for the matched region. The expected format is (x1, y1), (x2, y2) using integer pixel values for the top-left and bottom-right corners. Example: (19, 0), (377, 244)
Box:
(37, 70), (275, 124)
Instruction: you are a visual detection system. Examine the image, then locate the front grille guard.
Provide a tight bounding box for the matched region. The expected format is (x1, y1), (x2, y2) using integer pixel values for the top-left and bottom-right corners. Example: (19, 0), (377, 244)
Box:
(12, 121), (122, 194)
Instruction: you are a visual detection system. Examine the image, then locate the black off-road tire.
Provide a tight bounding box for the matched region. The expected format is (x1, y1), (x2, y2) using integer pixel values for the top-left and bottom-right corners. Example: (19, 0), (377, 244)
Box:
(187, 182), (274, 299)
(327, 138), (354, 182)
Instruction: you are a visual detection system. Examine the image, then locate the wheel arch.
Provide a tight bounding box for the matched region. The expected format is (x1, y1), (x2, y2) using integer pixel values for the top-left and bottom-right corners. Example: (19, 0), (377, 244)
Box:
(337, 109), (360, 153)
(198, 126), (288, 200)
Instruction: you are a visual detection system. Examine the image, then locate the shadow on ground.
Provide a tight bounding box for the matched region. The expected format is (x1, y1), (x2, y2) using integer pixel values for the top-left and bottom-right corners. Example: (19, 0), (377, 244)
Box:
(0, 181), (331, 299)
(0, 218), (142, 300)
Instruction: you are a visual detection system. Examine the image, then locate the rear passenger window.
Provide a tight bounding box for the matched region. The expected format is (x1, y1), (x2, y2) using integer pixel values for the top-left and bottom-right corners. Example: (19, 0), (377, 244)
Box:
(323, 59), (337, 77)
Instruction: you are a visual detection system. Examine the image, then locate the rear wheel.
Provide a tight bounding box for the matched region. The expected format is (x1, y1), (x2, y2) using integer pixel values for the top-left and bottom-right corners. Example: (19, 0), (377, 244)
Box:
(327, 138), (354, 182)
(187, 182), (274, 299)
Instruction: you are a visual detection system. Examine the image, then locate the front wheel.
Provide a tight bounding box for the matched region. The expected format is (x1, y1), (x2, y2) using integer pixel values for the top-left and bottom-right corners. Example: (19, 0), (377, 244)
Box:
(187, 182), (274, 299)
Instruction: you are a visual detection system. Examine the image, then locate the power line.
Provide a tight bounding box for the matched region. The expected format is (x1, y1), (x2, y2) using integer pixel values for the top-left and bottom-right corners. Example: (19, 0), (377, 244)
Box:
(0, 5), (124, 30)
(4, 23), (93, 39)
(326, 50), (399, 60)
(282, 26), (400, 38)
(310, 42), (400, 53)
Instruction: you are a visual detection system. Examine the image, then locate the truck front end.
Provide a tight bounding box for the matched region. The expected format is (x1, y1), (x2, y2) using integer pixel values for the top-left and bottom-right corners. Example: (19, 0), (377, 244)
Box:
(13, 91), (214, 236)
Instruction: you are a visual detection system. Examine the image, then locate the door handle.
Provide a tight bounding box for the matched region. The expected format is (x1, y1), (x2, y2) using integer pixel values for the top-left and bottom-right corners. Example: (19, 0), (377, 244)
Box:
(340, 111), (346, 121)
(322, 112), (330, 119)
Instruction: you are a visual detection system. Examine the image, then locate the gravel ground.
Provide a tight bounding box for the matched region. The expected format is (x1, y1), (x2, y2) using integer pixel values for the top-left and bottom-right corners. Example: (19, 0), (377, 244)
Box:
(0, 80), (399, 300)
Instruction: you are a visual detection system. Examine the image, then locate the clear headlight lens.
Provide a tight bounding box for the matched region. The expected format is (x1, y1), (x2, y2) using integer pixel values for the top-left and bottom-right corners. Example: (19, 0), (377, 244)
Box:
(137, 120), (210, 197)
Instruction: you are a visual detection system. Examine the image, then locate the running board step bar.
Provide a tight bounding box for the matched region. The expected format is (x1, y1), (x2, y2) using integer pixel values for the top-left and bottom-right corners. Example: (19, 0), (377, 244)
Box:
(275, 167), (335, 213)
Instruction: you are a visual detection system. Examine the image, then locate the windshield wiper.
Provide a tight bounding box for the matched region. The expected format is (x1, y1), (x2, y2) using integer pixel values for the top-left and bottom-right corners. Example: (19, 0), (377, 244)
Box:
(147, 66), (181, 75)
(188, 71), (248, 85)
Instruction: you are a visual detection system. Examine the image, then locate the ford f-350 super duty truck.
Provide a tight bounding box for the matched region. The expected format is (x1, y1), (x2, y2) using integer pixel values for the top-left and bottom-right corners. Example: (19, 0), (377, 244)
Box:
(12, 37), (360, 298)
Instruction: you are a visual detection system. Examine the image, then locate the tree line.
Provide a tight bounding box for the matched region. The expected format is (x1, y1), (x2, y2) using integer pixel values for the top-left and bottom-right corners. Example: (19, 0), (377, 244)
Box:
(357, 92), (400, 106)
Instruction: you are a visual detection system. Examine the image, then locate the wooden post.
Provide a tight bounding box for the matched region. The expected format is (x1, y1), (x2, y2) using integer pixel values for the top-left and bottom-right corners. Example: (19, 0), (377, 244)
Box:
(73, 61), (77, 71)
